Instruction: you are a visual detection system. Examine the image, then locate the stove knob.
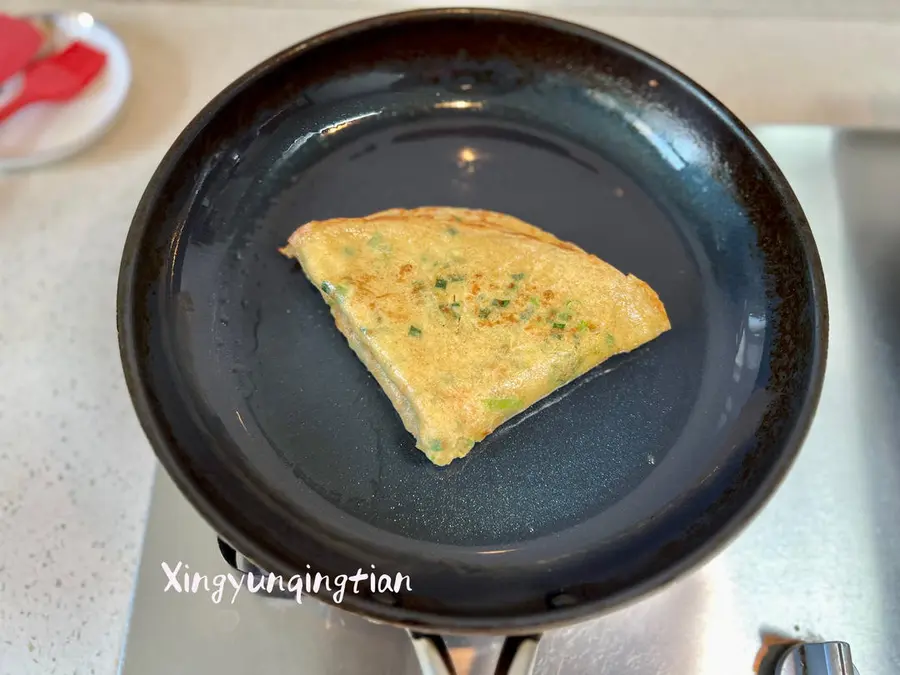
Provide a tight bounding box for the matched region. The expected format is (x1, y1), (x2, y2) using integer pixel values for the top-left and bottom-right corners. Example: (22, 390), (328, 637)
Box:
(775, 642), (858, 675)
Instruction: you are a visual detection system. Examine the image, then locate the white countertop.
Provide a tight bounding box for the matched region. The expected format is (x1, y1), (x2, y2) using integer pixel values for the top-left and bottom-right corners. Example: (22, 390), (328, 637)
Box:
(1, 3), (900, 674)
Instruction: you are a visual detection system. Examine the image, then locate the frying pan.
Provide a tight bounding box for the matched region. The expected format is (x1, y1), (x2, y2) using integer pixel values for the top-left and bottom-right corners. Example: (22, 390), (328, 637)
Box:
(116, 8), (828, 674)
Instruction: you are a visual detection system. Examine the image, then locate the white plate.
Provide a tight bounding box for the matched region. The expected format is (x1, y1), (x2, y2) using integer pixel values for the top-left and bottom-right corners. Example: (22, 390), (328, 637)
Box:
(0, 11), (131, 172)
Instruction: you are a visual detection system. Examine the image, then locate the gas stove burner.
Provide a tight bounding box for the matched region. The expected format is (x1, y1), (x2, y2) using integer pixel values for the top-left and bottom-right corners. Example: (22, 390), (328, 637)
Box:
(119, 127), (888, 674)
(214, 541), (859, 675)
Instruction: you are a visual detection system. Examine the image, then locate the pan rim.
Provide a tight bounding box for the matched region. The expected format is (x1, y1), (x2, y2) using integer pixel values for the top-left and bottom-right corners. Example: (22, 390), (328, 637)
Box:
(116, 6), (829, 633)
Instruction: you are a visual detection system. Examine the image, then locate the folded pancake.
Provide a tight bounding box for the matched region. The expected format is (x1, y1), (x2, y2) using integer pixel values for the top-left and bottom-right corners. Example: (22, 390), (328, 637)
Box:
(279, 207), (671, 466)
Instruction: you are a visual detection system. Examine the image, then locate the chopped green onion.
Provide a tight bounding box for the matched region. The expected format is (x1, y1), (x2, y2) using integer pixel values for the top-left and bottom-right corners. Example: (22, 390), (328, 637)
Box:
(367, 232), (391, 253)
(447, 227), (459, 236)
(529, 296), (540, 306)
(412, 281), (425, 291)
(408, 326), (422, 337)
(558, 312), (572, 321)
(492, 299), (510, 307)
(553, 322), (567, 330)
(511, 273), (525, 280)
(452, 215), (463, 222)
(343, 247), (355, 256)
(577, 320), (590, 331)
(435, 278), (447, 289)
(321, 281), (348, 303)
(484, 397), (523, 411)
(449, 274), (465, 282)
(479, 308), (491, 319)
(606, 333), (615, 347)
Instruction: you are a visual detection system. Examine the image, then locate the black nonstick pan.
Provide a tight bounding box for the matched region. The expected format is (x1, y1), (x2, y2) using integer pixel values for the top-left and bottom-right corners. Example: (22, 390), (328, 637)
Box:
(117, 8), (827, 674)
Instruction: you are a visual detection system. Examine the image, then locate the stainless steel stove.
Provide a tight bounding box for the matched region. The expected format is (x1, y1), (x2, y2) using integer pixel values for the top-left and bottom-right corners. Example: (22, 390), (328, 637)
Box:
(117, 126), (900, 675)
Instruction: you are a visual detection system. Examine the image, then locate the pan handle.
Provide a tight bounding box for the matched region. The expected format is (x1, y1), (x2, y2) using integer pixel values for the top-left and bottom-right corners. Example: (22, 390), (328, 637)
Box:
(409, 631), (541, 675)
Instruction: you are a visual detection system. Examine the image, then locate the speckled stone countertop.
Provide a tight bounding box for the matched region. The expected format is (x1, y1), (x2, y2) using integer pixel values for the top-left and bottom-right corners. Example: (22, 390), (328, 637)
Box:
(2, 2), (900, 674)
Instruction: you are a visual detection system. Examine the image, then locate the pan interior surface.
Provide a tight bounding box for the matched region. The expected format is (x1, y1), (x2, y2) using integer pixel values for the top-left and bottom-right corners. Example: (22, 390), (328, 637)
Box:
(123, 11), (823, 625)
(206, 114), (706, 547)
